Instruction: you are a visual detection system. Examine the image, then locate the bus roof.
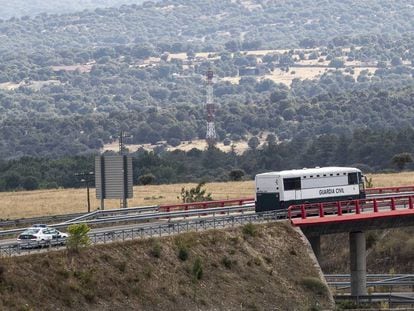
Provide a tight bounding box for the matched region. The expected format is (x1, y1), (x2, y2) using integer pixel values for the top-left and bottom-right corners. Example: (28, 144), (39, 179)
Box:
(256, 167), (361, 178)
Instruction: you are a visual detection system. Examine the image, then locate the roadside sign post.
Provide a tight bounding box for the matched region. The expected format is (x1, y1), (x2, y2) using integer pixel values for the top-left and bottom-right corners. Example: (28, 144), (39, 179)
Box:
(95, 155), (133, 210)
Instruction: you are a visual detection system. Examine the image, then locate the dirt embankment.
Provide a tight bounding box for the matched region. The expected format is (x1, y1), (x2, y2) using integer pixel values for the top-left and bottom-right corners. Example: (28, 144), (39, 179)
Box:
(0, 222), (333, 310)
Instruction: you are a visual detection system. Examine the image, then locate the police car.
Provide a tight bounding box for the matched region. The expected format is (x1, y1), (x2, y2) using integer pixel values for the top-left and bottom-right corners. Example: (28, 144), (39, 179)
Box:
(17, 225), (69, 247)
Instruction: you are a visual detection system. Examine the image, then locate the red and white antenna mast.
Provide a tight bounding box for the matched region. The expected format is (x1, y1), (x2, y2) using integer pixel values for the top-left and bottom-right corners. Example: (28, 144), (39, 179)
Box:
(205, 68), (217, 147)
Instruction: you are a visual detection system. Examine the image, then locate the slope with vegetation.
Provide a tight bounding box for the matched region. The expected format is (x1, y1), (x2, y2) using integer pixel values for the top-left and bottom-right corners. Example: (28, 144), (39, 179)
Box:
(0, 222), (333, 310)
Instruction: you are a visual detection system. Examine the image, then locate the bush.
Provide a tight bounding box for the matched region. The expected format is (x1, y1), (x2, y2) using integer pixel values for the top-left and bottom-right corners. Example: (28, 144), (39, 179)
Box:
(248, 136), (260, 150)
(167, 138), (181, 147)
(223, 138), (231, 146)
(221, 256), (233, 269)
(151, 242), (162, 258)
(0, 265), (4, 282)
(229, 169), (245, 181)
(300, 277), (328, 296)
(66, 223), (90, 253)
(22, 176), (39, 190)
(179, 182), (212, 203)
(192, 257), (203, 280)
(242, 223), (257, 237)
(138, 173), (155, 185)
(178, 246), (189, 261)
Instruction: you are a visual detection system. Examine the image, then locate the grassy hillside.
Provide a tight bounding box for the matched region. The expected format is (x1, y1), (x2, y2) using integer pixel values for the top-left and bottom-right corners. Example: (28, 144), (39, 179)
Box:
(0, 172), (413, 219)
(0, 222), (333, 310)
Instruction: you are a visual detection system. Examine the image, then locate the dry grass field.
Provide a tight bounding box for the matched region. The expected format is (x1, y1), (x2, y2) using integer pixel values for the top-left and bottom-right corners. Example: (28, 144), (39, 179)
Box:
(103, 134), (272, 155)
(0, 172), (413, 220)
(103, 138), (252, 154)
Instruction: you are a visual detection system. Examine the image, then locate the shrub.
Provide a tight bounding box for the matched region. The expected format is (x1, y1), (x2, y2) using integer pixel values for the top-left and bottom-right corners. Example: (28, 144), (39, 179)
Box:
(0, 265), (4, 282)
(66, 223), (90, 253)
(366, 232), (378, 249)
(179, 182), (212, 203)
(167, 138), (181, 147)
(192, 257), (203, 280)
(300, 277), (328, 296)
(22, 176), (39, 190)
(221, 256), (232, 269)
(138, 173), (155, 185)
(365, 177), (374, 188)
(223, 138), (231, 146)
(116, 261), (127, 273)
(248, 136), (260, 150)
(392, 152), (413, 171)
(229, 169), (245, 181)
(242, 223), (257, 237)
(151, 242), (162, 258)
(178, 246), (189, 261)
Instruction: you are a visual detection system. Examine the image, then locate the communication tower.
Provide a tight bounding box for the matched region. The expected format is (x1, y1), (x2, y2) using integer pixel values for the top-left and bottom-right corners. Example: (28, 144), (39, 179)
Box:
(205, 68), (217, 147)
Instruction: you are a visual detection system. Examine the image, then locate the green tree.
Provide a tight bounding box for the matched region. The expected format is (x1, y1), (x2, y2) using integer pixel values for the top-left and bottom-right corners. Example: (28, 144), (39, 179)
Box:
(4, 173), (21, 190)
(391, 153), (413, 171)
(22, 176), (39, 190)
(266, 134), (277, 145)
(66, 223), (90, 253)
(229, 169), (245, 181)
(224, 40), (240, 52)
(391, 57), (402, 66)
(138, 173), (156, 185)
(328, 58), (345, 68)
(179, 182), (212, 203)
(248, 136), (260, 150)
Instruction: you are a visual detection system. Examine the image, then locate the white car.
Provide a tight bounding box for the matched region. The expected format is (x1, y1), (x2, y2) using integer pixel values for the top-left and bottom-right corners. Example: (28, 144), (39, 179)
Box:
(17, 226), (69, 246)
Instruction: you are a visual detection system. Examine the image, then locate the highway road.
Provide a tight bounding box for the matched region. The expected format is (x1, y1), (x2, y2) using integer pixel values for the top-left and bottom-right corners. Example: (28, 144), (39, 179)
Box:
(0, 190), (413, 254)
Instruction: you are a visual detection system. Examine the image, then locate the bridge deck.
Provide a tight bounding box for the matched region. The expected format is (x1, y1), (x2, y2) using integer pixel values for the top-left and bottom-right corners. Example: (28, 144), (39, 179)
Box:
(291, 208), (414, 227)
(288, 195), (414, 230)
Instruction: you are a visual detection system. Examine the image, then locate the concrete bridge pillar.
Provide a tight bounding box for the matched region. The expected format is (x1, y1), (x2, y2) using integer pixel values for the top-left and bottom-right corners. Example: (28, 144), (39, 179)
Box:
(308, 235), (321, 262)
(349, 231), (367, 296)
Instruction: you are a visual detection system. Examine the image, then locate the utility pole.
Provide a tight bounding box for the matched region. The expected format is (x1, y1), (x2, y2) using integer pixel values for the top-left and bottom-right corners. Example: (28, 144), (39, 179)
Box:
(119, 130), (133, 155)
(118, 131), (133, 208)
(205, 68), (217, 147)
(75, 171), (94, 213)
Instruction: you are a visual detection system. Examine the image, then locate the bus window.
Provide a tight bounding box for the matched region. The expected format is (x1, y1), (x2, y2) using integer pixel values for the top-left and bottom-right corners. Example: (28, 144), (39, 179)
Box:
(348, 173), (358, 185)
(283, 177), (301, 190)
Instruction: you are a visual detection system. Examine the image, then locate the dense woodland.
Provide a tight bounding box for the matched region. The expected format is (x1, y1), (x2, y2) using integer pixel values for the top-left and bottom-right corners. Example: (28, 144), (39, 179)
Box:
(0, 0), (414, 189)
(1, 127), (414, 191)
(0, 0), (149, 19)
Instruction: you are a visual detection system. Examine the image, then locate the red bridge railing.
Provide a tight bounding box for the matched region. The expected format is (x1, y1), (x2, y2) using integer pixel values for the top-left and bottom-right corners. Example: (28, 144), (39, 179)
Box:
(287, 196), (414, 220)
(157, 185), (414, 214)
(365, 186), (414, 195)
(159, 198), (254, 212)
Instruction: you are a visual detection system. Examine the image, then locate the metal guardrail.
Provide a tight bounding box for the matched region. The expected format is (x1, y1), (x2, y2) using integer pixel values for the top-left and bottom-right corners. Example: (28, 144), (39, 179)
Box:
(326, 274), (414, 288)
(366, 185), (414, 194)
(63, 205), (159, 224)
(0, 204), (255, 238)
(0, 212), (85, 228)
(334, 293), (414, 304)
(0, 198), (255, 228)
(0, 210), (287, 257)
(0, 205), (160, 229)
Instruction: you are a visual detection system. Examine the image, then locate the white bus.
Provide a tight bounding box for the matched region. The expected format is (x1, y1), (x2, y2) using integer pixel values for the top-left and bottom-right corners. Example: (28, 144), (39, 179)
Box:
(255, 167), (365, 212)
